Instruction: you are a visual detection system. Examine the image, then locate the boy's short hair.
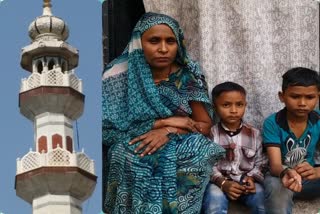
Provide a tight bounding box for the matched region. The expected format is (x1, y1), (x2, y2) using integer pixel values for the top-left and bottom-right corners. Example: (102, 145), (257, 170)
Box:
(211, 81), (246, 103)
(282, 67), (320, 91)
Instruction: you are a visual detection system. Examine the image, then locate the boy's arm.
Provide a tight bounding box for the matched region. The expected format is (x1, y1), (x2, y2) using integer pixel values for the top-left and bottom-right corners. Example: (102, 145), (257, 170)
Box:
(262, 115), (286, 176)
(212, 165), (246, 200)
(210, 128), (226, 183)
(266, 146), (285, 176)
(267, 146), (302, 192)
(246, 130), (266, 183)
(295, 161), (320, 180)
(263, 115), (302, 192)
(295, 113), (320, 180)
(211, 129), (224, 182)
(211, 164), (224, 183)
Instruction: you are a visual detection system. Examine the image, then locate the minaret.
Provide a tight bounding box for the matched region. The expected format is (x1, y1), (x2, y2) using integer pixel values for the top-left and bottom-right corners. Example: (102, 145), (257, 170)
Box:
(15, 1), (97, 213)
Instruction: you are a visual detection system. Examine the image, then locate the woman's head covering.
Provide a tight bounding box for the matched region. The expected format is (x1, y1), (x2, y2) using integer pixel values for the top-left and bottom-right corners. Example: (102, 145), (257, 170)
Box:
(103, 12), (195, 78)
(102, 12), (209, 146)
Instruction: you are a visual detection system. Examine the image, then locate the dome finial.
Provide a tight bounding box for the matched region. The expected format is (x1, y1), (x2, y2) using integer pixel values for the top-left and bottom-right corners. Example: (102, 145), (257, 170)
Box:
(43, 0), (52, 16)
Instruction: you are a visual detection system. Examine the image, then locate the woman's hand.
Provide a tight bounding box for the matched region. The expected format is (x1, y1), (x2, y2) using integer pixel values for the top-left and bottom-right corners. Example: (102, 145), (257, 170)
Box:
(295, 162), (319, 180)
(158, 116), (199, 132)
(222, 180), (245, 200)
(190, 101), (212, 136)
(129, 128), (170, 157)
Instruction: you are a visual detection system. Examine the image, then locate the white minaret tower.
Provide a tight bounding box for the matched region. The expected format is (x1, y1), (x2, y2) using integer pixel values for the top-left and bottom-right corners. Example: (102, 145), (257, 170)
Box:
(15, 1), (96, 213)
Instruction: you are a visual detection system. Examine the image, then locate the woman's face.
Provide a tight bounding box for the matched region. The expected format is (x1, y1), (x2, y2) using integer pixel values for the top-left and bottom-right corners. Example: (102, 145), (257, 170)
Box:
(141, 24), (178, 70)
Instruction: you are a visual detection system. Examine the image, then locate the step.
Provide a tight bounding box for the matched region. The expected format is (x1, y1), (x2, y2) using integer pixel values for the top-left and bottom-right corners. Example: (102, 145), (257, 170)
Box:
(228, 198), (320, 213)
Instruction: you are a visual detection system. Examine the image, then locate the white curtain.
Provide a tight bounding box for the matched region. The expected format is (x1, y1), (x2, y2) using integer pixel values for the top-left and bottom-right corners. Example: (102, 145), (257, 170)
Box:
(143, 0), (319, 128)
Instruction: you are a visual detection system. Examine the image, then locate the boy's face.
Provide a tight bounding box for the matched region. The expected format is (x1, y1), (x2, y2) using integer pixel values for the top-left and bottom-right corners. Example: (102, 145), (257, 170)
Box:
(279, 85), (319, 119)
(214, 91), (246, 131)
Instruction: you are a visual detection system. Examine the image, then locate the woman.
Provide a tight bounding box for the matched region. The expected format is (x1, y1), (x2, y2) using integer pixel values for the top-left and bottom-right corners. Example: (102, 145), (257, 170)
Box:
(102, 12), (224, 213)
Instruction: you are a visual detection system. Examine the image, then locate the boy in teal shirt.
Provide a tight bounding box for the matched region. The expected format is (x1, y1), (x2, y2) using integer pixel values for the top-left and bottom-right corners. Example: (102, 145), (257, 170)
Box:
(263, 67), (320, 214)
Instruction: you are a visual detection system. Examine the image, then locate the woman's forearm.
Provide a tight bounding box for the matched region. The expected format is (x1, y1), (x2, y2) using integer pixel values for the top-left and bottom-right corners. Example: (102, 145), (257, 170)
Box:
(153, 116), (194, 130)
(153, 118), (189, 134)
(153, 118), (166, 129)
(153, 116), (211, 135)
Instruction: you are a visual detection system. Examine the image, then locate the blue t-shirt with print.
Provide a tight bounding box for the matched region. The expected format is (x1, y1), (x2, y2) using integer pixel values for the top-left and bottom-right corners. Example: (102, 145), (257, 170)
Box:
(262, 108), (320, 167)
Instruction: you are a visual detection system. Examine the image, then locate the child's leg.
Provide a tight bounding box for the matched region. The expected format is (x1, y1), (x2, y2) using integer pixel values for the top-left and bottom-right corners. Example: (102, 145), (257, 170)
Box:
(294, 178), (320, 199)
(264, 173), (294, 214)
(202, 183), (229, 214)
(239, 183), (265, 214)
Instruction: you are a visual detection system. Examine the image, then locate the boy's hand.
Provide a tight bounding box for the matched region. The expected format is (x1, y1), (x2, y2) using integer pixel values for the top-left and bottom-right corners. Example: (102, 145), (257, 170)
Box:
(281, 168), (302, 192)
(222, 180), (245, 200)
(295, 162), (319, 180)
(242, 176), (256, 194)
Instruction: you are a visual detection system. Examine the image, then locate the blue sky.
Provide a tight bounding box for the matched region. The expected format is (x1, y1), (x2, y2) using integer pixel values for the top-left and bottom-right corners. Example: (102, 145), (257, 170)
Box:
(0, 0), (103, 213)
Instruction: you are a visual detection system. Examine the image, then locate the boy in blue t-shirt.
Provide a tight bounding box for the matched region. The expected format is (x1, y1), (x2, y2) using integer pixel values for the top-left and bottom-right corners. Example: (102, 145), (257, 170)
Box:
(263, 67), (320, 214)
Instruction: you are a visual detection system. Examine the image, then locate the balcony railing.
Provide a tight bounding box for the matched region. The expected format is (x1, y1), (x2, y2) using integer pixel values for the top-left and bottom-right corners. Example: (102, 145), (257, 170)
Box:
(20, 69), (82, 93)
(16, 146), (95, 175)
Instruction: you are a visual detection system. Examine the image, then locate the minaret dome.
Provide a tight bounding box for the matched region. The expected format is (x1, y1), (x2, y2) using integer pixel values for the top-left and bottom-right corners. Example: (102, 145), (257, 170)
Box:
(21, 0), (78, 73)
(28, 0), (69, 41)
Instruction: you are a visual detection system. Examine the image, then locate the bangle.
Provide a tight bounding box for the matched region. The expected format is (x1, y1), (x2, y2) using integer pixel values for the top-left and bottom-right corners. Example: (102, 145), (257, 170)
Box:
(165, 127), (171, 134)
(279, 167), (291, 179)
(220, 178), (227, 190)
(165, 127), (177, 135)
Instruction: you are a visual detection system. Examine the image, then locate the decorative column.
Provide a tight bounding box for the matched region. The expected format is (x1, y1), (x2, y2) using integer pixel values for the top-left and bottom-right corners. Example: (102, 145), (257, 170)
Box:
(15, 1), (96, 213)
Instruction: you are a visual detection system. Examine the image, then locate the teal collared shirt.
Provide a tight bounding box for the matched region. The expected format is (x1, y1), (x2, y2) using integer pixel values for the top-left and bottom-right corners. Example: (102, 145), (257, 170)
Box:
(262, 108), (320, 167)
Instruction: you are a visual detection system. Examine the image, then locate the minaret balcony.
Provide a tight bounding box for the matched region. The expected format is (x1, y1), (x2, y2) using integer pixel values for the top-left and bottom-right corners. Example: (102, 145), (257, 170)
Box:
(20, 40), (79, 72)
(16, 146), (95, 175)
(20, 69), (82, 93)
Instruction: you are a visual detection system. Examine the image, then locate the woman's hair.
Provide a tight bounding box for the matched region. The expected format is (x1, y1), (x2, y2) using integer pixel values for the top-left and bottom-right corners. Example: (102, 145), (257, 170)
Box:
(282, 67), (320, 91)
(211, 81), (246, 103)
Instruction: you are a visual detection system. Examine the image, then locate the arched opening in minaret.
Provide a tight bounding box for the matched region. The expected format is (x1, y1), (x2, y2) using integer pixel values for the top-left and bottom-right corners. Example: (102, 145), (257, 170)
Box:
(48, 59), (55, 70)
(62, 61), (67, 73)
(37, 61), (43, 74)
(52, 134), (62, 149)
(66, 136), (73, 152)
(38, 136), (47, 153)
